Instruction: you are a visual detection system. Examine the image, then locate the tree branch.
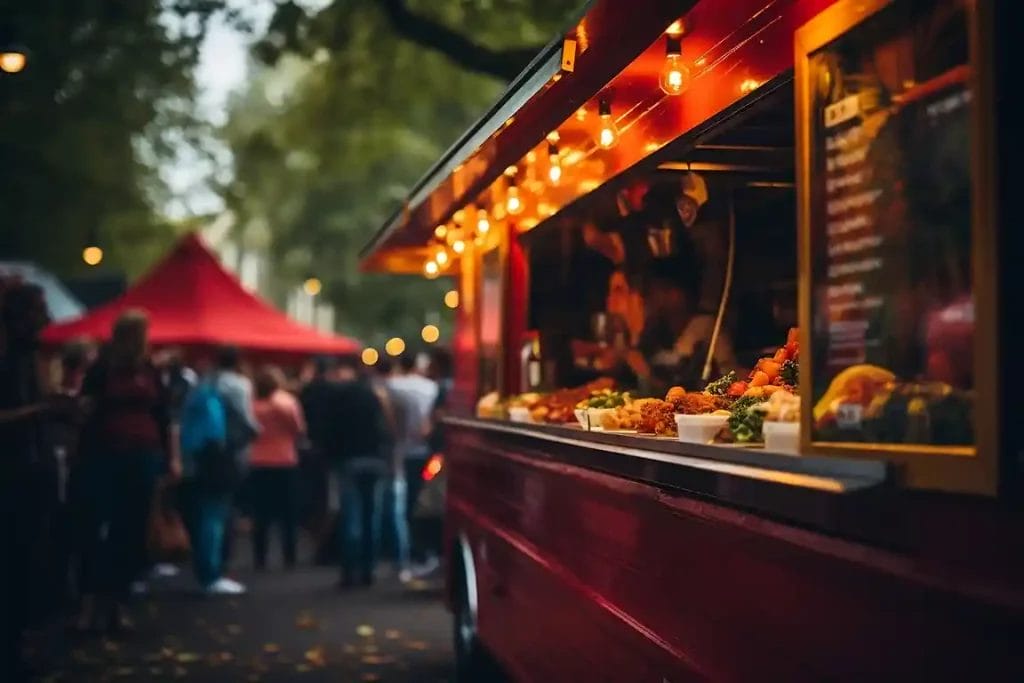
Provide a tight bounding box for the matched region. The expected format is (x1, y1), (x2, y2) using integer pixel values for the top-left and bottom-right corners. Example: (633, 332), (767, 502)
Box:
(378, 0), (541, 81)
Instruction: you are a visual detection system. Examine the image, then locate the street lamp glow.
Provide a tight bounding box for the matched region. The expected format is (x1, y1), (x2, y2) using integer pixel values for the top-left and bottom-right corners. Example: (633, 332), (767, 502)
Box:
(82, 245), (103, 266)
(0, 51), (26, 74)
(361, 348), (379, 366)
(421, 324), (440, 344)
(385, 337), (406, 356)
(302, 277), (322, 296)
(444, 290), (459, 309)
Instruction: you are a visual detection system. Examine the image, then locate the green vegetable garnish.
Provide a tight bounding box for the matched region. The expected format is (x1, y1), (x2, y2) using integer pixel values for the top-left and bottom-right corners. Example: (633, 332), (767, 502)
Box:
(779, 360), (799, 387)
(727, 395), (766, 443)
(704, 371), (736, 396)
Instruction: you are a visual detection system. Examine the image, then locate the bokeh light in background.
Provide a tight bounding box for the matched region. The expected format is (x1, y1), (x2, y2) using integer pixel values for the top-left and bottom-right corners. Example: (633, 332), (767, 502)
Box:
(361, 347), (379, 366)
(82, 245), (103, 266)
(444, 290), (459, 309)
(0, 51), (27, 73)
(302, 277), (322, 296)
(421, 324), (440, 343)
(385, 337), (406, 356)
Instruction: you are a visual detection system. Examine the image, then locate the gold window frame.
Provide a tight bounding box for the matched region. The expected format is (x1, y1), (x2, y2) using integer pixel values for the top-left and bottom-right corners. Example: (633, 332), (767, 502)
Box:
(795, 0), (999, 494)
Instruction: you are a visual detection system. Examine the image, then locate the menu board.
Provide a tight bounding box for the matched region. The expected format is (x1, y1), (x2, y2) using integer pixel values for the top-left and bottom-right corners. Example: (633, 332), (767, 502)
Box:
(806, 0), (975, 447)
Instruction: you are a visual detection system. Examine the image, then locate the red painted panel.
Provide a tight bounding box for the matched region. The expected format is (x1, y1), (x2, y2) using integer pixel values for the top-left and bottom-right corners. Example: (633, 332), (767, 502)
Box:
(504, 223), (529, 396)
(446, 425), (1024, 682)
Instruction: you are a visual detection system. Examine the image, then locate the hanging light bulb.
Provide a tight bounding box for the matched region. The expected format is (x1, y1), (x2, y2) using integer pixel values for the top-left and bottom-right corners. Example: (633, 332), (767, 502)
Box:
(476, 208), (490, 234)
(424, 260), (439, 278)
(434, 224), (448, 240)
(660, 35), (691, 95)
(596, 98), (619, 149)
(452, 239), (466, 255)
(547, 142), (562, 184)
(435, 248), (450, 267)
(505, 179), (523, 215)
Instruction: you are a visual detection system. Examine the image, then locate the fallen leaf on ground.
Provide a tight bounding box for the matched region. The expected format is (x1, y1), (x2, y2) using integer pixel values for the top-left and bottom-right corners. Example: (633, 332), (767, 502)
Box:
(304, 646), (327, 668)
(262, 643), (281, 654)
(175, 652), (201, 663)
(360, 675), (381, 682)
(295, 664), (312, 673)
(362, 644), (379, 654)
(361, 654), (395, 665)
(356, 624), (375, 638)
(405, 640), (429, 651)
(102, 640), (120, 653)
(113, 667), (135, 677)
(384, 629), (401, 640)
(295, 611), (319, 630)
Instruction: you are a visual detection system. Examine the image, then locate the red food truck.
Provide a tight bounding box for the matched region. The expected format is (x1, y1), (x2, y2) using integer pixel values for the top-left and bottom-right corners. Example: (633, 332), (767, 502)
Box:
(361, 0), (1023, 680)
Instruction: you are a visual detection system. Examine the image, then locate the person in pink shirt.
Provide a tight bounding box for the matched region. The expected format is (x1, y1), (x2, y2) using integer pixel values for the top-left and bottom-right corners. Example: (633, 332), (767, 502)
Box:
(248, 365), (306, 570)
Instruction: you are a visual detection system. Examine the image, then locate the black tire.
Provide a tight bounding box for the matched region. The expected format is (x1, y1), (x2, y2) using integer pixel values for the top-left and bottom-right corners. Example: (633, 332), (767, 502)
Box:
(452, 554), (509, 682)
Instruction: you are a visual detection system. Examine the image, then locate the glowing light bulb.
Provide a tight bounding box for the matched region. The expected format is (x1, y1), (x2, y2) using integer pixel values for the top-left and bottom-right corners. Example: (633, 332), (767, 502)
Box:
(1, 51), (26, 74)
(434, 224), (448, 240)
(435, 249), (450, 267)
(660, 37), (691, 96)
(424, 260), (439, 278)
(547, 142), (562, 184)
(385, 337), (406, 356)
(596, 99), (619, 149)
(476, 208), (490, 234)
(82, 245), (103, 266)
(361, 348), (379, 366)
(421, 324), (440, 344)
(452, 239), (466, 254)
(506, 185), (523, 215)
(302, 277), (322, 296)
(740, 78), (761, 94)
(444, 290), (459, 309)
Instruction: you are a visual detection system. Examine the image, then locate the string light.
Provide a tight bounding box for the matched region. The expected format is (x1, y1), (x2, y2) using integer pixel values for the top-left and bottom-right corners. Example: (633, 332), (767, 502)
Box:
(444, 290), (459, 309)
(361, 348), (379, 366)
(302, 276), (322, 296)
(385, 337), (406, 356)
(424, 260), (439, 277)
(547, 141), (562, 184)
(421, 324), (440, 343)
(0, 50), (27, 74)
(435, 249), (450, 267)
(452, 239), (466, 254)
(660, 35), (690, 95)
(476, 208), (490, 234)
(82, 245), (103, 266)
(597, 98), (619, 149)
(434, 224), (448, 240)
(740, 78), (761, 94)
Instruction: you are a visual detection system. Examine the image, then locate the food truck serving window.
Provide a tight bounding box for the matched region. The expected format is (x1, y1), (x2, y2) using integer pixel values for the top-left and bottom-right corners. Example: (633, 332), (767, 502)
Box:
(796, 0), (998, 493)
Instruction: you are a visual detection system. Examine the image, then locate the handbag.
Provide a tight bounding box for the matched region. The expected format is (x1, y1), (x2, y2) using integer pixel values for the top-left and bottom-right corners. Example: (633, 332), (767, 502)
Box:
(147, 482), (190, 561)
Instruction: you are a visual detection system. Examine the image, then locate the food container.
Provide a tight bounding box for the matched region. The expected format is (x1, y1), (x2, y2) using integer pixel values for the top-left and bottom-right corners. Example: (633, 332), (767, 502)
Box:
(675, 413), (729, 444)
(508, 406), (533, 423)
(574, 408), (588, 429)
(586, 408), (614, 430)
(762, 420), (800, 455)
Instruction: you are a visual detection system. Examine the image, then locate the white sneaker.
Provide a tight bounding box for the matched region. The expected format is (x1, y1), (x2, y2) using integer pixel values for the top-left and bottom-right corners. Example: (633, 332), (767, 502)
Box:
(205, 577), (247, 596)
(398, 569), (414, 584)
(151, 563), (180, 579)
(411, 556), (441, 578)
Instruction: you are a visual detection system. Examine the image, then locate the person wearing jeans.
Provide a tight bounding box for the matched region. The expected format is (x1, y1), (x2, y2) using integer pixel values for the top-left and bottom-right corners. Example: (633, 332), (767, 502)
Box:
(189, 491), (232, 589)
(324, 356), (392, 588)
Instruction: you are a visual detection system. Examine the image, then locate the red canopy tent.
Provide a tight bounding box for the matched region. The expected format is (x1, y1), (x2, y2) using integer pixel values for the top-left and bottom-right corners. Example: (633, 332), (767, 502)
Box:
(42, 232), (360, 356)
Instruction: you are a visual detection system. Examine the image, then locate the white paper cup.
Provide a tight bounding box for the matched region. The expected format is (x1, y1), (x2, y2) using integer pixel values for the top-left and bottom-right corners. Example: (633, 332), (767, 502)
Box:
(763, 420), (800, 455)
(675, 413), (729, 444)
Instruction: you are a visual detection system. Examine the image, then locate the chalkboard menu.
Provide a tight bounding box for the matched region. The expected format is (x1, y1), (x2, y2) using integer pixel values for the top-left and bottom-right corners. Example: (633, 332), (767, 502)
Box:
(802, 0), (975, 448)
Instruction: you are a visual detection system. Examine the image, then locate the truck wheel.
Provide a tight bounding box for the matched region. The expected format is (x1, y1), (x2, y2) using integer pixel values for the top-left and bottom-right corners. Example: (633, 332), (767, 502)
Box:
(452, 553), (508, 682)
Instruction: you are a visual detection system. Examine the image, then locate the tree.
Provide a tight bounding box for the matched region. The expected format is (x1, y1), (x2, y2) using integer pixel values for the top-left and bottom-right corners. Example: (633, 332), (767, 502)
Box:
(223, 0), (579, 345)
(0, 0), (221, 277)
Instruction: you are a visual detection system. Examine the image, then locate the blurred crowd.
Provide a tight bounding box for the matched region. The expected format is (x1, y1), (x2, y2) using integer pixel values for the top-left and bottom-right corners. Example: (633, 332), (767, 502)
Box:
(0, 276), (451, 682)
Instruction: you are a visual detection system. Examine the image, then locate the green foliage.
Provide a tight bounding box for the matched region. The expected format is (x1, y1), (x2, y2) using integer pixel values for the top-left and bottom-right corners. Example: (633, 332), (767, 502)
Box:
(0, 0), (218, 277)
(223, 0), (579, 344)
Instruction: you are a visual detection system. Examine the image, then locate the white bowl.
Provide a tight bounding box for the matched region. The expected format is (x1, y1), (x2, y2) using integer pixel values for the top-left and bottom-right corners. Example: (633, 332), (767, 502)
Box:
(763, 420), (800, 455)
(586, 408), (614, 430)
(675, 413), (729, 444)
(574, 408), (588, 429)
(508, 406), (533, 423)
